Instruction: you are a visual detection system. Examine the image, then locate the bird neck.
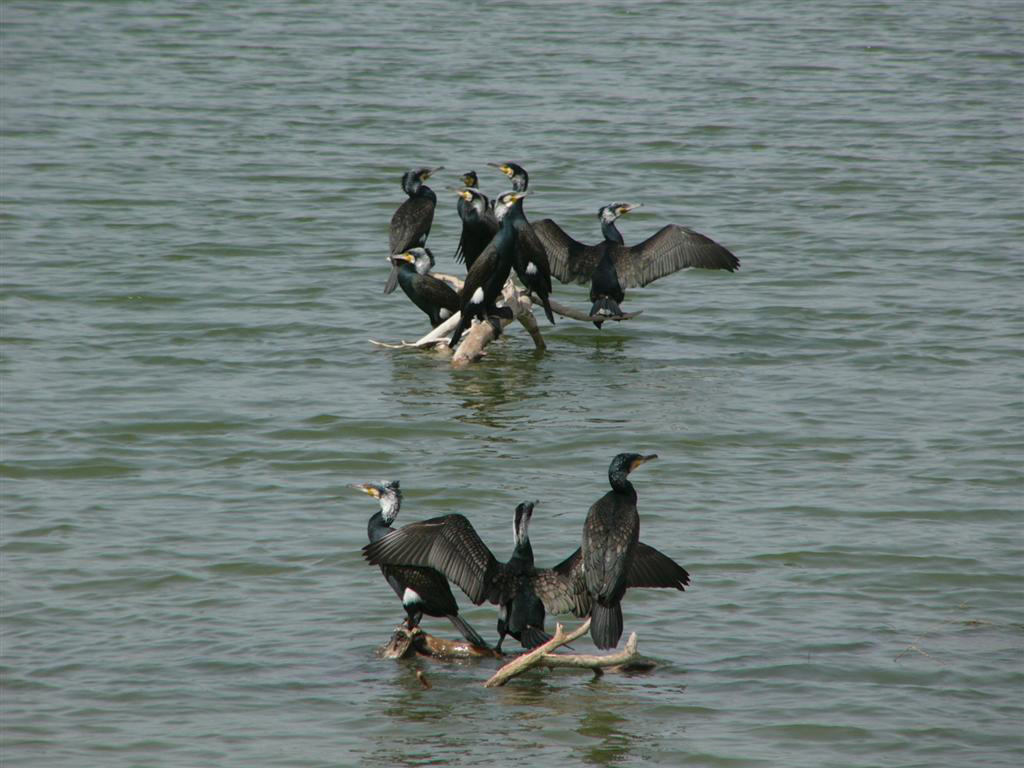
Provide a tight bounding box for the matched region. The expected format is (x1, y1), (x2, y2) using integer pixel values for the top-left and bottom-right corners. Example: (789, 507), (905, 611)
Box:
(600, 219), (624, 244)
(367, 511), (392, 543)
(508, 537), (534, 567)
(608, 471), (636, 495)
(511, 175), (527, 193)
(493, 213), (518, 253)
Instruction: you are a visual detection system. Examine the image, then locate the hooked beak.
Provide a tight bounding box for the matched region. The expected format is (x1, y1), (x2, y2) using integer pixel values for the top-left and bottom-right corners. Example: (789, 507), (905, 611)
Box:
(619, 202), (642, 215)
(447, 186), (473, 200)
(423, 166), (443, 178)
(488, 162), (512, 176)
(348, 482), (380, 498)
(629, 454), (658, 473)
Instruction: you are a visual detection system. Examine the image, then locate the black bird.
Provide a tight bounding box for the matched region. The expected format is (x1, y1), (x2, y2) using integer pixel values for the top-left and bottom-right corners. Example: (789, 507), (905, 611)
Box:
(351, 481), (488, 647)
(385, 166), (443, 295)
(453, 185), (498, 272)
(489, 163), (555, 325)
(363, 500), (588, 653)
(389, 247), (460, 327)
(580, 453), (689, 649)
(448, 190), (525, 349)
(491, 161), (529, 193)
(533, 202), (740, 327)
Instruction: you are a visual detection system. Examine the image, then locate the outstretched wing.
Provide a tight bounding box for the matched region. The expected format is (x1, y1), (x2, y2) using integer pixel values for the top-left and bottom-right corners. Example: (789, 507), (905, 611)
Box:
(613, 225), (739, 288)
(626, 542), (690, 590)
(362, 514), (497, 604)
(535, 547), (589, 616)
(532, 219), (604, 285)
(389, 196), (435, 253)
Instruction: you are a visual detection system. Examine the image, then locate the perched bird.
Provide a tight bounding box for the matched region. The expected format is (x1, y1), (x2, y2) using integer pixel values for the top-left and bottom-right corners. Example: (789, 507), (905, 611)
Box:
(580, 453), (690, 649)
(362, 500), (588, 653)
(389, 247), (460, 327)
(533, 202), (739, 327)
(453, 185), (498, 271)
(385, 166), (443, 295)
(491, 161), (529, 193)
(351, 480), (488, 648)
(448, 190), (525, 349)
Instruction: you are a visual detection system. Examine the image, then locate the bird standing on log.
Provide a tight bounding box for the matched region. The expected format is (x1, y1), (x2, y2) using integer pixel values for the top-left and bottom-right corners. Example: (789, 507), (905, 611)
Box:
(533, 202), (739, 327)
(351, 481), (488, 648)
(448, 190), (525, 349)
(488, 162), (555, 324)
(453, 184), (498, 272)
(362, 500), (588, 653)
(580, 453), (689, 649)
(385, 166), (442, 295)
(389, 248), (460, 328)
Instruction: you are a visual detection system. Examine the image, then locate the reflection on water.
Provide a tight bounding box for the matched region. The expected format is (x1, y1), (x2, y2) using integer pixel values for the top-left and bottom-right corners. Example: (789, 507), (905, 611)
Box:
(577, 706), (636, 766)
(447, 355), (552, 429)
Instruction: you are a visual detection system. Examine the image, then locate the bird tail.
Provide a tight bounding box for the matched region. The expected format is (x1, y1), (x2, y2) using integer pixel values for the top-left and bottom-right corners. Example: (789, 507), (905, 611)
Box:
(520, 626), (552, 649)
(447, 614), (489, 648)
(540, 292), (555, 325)
(383, 264), (400, 295)
(589, 297), (622, 328)
(448, 315), (468, 349)
(590, 602), (623, 649)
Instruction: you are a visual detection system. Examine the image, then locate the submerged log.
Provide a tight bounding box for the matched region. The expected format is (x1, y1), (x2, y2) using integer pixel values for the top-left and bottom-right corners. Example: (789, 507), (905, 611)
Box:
(483, 619), (645, 687)
(377, 625), (500, 660)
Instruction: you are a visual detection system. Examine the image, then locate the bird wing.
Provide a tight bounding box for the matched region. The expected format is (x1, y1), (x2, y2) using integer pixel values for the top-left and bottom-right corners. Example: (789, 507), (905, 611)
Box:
(361, 514), (497, 605)
(613, 225), (739, 288)
(532, 219), (604, 285)
(532, 559), (590, 617)
(626, 542), (690, 590)
(389, 196), (435, 253)
(515, 222), (553, 292)
(416, 274), (461, 312)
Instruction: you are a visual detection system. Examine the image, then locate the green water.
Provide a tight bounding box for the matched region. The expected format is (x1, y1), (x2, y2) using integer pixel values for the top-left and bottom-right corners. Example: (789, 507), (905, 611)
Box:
(2, 1), (1022, 766)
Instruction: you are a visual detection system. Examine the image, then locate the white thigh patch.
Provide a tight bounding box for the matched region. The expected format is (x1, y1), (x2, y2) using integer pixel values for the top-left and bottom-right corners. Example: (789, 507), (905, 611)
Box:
(526, 262), (538, 275)
(402, 588), (423, 606)
(470, 287), (484, 304)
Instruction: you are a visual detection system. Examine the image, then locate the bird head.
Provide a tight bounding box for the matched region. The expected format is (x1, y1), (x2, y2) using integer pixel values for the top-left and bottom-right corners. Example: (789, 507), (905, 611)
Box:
(401, 166), (443, 195)
(460, 170), (479, 188)
(390, 247), (434, 275)
(451, 186), (489, 215)
(489, 162), (529, 192)
(494, 190), (527, 221)
(514, 500), (536, 547)
(598, 202), (642, 224)
(608, 453), (657, 488)
(349, 480), (402, 523)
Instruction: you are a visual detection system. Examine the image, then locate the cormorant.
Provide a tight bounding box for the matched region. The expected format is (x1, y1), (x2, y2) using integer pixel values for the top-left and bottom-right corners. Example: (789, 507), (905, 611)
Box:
(385, 166), (443, 295)
(362, 501), (589, 653)
(351, 480), (488, 647)
(532, 202), (739, 327)
(453, 185), (498, 272)
(389, 247), (460, 327)
(448, 190), (525, 349)
(580, 453), (690, 649)
(491, 162), (529, 193)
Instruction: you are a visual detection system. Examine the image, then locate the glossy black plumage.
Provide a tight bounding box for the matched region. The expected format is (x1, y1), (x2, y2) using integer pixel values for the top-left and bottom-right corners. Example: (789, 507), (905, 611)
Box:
(448, 191), (524, 349)
(352, 481), (487, 648)
(453, 186), (498, 271)
(505, 195), (556, 326)
(362, 502), (587, 653)
(385, 167), (441, 295)
(533, 203), (739, 327)
(581, 453), (684, 649)
(390, 248), (460, 327)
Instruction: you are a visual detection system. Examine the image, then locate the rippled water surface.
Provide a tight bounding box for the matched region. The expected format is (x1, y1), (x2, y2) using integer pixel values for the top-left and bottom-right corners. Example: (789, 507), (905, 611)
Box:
(2, 1), (1022, 766)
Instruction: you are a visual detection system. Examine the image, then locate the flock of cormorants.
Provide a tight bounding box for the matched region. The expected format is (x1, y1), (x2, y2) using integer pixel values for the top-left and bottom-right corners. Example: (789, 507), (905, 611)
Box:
(353, 453), (689, 652)
(383, 163), (740, 342)
(358, 163), (738, 656)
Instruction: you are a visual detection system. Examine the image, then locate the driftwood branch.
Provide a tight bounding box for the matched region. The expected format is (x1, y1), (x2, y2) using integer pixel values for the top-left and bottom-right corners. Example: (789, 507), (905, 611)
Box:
(451, 280), (544, 367)
(482, 618), (646, 688)
(377, 625), (499, 660)
(546, 297), (644, 324)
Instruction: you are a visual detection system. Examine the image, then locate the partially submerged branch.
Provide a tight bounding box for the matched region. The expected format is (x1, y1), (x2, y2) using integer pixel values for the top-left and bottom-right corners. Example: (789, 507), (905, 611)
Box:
(378, 625), (499, 660)
(482, 618), (646, 687)
(451, 280), (544, 367)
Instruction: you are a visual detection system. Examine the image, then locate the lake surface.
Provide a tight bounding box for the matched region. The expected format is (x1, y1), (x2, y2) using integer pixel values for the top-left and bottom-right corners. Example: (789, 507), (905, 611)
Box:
(2, 1), (1022, 766)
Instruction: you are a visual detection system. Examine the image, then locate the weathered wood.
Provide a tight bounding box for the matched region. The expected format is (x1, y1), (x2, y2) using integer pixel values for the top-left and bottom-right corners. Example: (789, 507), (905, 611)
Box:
(451, 280), (543, 367)
(547, 297), (643, 324)
(377, 625), (499, 660)
(484, 619), (593, 687)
